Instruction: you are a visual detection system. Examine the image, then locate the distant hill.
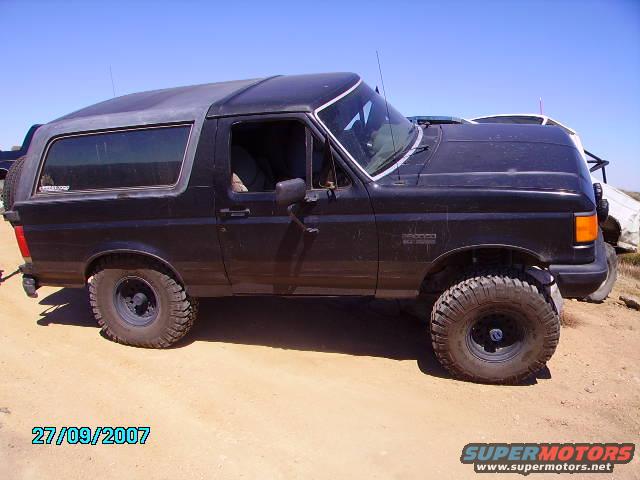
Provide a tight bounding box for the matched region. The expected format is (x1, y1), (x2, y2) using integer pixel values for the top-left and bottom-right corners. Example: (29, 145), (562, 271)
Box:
(623, 191), (640, 202)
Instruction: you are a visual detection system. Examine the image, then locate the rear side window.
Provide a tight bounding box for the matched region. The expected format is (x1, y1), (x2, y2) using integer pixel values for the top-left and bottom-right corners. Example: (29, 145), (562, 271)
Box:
(38, 125), (191, 193)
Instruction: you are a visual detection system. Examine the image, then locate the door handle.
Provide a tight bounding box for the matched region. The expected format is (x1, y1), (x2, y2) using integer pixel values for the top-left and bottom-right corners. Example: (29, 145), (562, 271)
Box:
(219, 207), (251, 218)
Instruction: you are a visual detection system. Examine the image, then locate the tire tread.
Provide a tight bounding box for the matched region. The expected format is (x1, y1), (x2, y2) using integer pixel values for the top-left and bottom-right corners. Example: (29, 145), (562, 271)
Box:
(2, 156), (26, 210)
(430, 268), (560, 384)
(87, 254), (197, 348)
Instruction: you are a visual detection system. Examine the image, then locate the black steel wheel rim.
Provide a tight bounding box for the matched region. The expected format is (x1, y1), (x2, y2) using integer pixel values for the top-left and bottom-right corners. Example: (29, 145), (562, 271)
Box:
(114, 276), (159, 327)
(466, 311), (525, 362)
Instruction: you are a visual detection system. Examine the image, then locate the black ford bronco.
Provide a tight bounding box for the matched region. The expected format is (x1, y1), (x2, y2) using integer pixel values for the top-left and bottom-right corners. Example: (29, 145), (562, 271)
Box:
(2, 73), (608, 383)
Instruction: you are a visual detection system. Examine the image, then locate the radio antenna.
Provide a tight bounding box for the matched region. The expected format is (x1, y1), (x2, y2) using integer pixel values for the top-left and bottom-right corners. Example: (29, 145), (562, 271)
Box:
(376, 51), (400, 181)
(109, 65), (116, 98)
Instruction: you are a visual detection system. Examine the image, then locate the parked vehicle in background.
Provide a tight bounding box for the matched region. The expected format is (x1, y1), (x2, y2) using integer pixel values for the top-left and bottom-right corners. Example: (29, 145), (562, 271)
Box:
(407, 116), (472, 125)
(472, 114), (640, 301)
(0, 125), (41, 180)
(1, 125), (41, 210)
(1, 73), (609, 383)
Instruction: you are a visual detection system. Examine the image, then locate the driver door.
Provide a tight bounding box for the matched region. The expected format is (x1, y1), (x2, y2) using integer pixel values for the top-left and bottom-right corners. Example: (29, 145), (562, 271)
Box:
(213, 113), (378, 295)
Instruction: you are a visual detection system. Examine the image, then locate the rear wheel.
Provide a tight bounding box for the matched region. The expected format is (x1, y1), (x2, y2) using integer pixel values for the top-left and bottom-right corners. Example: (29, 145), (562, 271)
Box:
(585, 243), (617, 302)
(1, 156), (26, 210)
(88, 256), (198, 348)
(430, 269), (560, 384)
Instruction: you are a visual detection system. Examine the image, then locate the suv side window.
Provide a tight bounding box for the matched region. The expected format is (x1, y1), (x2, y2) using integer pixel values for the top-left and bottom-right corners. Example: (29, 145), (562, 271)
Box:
(229, 119), (351, 193)
(230, 120), (306, 193)
(38, 124), (191, 193)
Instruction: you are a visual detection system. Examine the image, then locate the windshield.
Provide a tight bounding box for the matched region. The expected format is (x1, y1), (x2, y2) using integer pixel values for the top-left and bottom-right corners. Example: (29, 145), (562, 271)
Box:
(316, 81), (416, 177)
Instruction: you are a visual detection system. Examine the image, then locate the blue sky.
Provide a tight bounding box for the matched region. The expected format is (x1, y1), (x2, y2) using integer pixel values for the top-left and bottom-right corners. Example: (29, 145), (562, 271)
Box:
(1, 0), (639, 189)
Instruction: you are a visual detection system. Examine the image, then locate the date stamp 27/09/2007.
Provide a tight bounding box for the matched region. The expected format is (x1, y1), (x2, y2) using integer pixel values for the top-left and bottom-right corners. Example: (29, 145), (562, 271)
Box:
(32, 426), (150, 445)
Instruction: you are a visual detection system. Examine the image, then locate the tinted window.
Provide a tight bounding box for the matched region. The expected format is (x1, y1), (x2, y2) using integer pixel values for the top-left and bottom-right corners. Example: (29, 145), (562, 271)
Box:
(473, 116), (544, 125)
(39, 125), (190, 193)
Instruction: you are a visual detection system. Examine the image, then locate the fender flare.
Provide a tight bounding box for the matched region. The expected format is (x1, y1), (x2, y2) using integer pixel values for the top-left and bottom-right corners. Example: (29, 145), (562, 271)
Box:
(422, 243), (546, 278)
(84, 247), (185, 287)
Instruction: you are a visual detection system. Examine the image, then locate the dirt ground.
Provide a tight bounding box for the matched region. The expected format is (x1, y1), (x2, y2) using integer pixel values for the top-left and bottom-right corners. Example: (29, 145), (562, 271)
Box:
(0, 220), (638, 480)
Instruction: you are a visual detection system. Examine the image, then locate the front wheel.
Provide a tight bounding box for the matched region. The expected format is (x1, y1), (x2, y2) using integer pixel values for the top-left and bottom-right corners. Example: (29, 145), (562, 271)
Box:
(88, 256), (198, 348)
(430, 269), (560, 384)
(585, 243), (617, 302)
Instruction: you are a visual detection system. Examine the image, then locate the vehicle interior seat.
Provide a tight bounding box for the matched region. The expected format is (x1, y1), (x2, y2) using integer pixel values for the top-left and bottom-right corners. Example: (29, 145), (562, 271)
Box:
(231, 121), (310, 191)
(284, 123), (307, 180)
(231, 145), (269, 192)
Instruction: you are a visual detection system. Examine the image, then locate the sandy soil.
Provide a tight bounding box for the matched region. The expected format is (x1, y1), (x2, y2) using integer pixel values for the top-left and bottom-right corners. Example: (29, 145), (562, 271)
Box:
(0, 220), (638, 479)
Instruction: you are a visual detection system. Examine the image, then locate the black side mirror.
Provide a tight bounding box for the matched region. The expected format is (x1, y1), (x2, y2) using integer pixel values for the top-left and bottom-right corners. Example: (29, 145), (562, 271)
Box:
(275, 178), (318, 234)
(275, 178), (306, 206)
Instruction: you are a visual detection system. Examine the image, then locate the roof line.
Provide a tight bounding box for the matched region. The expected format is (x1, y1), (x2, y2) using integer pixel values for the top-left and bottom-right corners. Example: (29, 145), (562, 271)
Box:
(206, 75), (281, 118)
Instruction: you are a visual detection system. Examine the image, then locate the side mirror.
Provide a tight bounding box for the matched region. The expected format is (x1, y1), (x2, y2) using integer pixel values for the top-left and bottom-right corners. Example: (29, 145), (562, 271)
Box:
(275, 178), (318, 234)
(275, 178), (306, 206)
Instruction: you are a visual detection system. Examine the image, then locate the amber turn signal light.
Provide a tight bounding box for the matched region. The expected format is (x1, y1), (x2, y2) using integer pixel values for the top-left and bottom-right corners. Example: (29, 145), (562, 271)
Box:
(575, 214), (598, 243)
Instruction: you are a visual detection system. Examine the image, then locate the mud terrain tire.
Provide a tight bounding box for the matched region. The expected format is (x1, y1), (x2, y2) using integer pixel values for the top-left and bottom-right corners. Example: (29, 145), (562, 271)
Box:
(88, 256), (198, 348)
(430, 269), (560, 384)
(2, 156), (26, 210)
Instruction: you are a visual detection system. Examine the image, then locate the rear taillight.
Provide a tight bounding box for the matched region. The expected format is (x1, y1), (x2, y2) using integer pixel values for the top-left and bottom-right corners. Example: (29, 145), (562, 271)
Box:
(14, 226), (31, 259)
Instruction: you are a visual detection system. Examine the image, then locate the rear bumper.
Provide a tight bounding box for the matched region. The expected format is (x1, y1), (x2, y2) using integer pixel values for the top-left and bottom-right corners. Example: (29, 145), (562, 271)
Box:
(549, 236), (608, 298)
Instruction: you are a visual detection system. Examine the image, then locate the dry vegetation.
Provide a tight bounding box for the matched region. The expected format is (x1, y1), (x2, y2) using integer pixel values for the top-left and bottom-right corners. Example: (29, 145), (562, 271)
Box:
(619, 253), (640, 281)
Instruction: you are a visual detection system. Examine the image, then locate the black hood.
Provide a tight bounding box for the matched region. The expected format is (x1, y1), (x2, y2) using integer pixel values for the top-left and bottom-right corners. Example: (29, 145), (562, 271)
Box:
(384, 123), (591, 194)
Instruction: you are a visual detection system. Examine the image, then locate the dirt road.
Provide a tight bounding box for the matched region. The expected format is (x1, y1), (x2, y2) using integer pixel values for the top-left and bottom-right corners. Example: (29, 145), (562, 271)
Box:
(0, 220), (638, 479)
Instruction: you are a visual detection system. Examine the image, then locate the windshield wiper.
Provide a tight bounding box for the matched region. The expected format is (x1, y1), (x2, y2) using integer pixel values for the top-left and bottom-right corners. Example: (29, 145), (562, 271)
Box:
(407, 145), (430, 157)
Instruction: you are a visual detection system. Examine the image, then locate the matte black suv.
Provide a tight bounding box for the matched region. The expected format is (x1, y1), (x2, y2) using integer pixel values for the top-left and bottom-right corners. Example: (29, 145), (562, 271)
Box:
(2, 73), (608, 383)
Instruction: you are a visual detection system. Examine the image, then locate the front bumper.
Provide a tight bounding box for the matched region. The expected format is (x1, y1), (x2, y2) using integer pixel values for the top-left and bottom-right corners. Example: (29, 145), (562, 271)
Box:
(549, 235), (608, 298)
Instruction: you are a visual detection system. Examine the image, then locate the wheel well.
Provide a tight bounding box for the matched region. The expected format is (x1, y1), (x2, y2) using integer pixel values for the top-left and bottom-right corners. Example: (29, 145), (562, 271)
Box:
(84, 251), (184, 286)
(601, 216), (621, 246)
(421, 247), (544, 294)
